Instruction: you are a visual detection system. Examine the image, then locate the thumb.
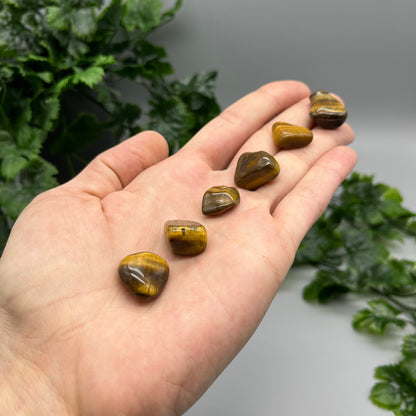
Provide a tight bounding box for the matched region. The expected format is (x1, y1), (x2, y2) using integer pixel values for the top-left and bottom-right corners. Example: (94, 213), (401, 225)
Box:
(64, 131), (169, 199)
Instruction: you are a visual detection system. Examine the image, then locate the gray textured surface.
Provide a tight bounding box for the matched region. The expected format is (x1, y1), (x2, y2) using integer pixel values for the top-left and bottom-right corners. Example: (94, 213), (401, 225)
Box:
(147, 1), (416, 414)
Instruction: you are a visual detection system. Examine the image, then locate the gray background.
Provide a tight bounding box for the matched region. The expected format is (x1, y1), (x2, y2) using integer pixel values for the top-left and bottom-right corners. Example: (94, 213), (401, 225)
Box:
(148, 1), (416, 415)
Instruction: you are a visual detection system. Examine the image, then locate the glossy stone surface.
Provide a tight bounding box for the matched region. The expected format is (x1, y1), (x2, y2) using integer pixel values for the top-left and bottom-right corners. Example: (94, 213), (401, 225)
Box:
(118, 252), (169, 298)
(164, 220), (207, 255)
(309, 90), (348, 129)
(272, 122), (313, 149)
(272, 121), (292, 128)
(234, 151), (280, 190)
(202, 186), (240, 215)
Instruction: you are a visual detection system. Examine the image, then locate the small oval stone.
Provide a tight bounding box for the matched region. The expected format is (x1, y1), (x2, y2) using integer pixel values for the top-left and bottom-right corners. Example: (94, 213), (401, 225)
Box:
(164, 220), (207, 255)
(309, 90), (347, 129)
(202, 186), (240, 216)
(118, 252), (169, 298)
(272, 122), (313, 149)
(234, 151), (280, 190)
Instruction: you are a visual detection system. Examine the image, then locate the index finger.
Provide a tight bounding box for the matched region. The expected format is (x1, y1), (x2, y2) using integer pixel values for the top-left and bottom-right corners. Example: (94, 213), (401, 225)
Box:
(179, 80), (310, 170)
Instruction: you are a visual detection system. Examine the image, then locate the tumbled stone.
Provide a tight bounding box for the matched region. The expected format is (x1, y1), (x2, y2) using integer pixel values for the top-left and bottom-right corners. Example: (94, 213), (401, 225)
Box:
(118, 252), (169, 298)
(164, 220), (207, 255)
(309, 90), (347, 129)
(202, 186), (240, 216)
(272, 122), (313, 149)
(234, 151), (280, 190)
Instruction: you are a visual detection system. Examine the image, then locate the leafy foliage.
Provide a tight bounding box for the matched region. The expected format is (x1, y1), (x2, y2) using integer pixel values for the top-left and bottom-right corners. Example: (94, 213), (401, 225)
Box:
(296, 173), (416, 304)
(353, 299), (407, 335)
(295, 172), (416, 415)
(0, 0), (220, 251)
(369, 335), (416, 414)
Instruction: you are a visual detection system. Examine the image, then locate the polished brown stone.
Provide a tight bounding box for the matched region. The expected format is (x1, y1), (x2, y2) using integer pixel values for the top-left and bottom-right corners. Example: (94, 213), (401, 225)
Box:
(164, 220), (207, 255)
(309, 90), (347, 129)
(272, 122), (313, 149)
(234, 151), (280, 190)
(118, 252), (169, 298)
(202, 186), (240, 216)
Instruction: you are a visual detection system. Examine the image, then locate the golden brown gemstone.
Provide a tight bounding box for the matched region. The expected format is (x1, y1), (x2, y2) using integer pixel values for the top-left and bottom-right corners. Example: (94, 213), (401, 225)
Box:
(164, 220), (207, 255)
(234, 151), (280, 190)
(309, 90), (347, 129)
(118, 252), (169, 298)
(272, 122), (313, 149)
(202, 186), (240, 216)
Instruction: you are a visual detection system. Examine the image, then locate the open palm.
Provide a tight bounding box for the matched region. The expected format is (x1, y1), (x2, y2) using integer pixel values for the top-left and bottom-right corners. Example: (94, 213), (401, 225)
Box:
(0, 81), (356, 415)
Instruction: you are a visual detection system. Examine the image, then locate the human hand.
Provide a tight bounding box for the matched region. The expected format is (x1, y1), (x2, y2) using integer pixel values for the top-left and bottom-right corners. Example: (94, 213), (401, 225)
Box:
(0, 81), (356, 415)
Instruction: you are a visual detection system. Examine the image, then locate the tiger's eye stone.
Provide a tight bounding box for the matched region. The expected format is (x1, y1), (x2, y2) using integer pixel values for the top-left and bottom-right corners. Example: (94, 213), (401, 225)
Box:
(234, 151), (280, 190)
(272, 122), (313, 149)
(202, 186), (240, 216)
(309, 90), (348, 129)
(164, 220), (207, 255)
(118, 252), (169, 298)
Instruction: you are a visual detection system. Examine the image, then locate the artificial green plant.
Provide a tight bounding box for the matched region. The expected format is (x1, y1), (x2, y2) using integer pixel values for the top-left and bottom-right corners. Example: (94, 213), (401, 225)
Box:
(295, 173), (416, 415)
(0, 0), (220, 249)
